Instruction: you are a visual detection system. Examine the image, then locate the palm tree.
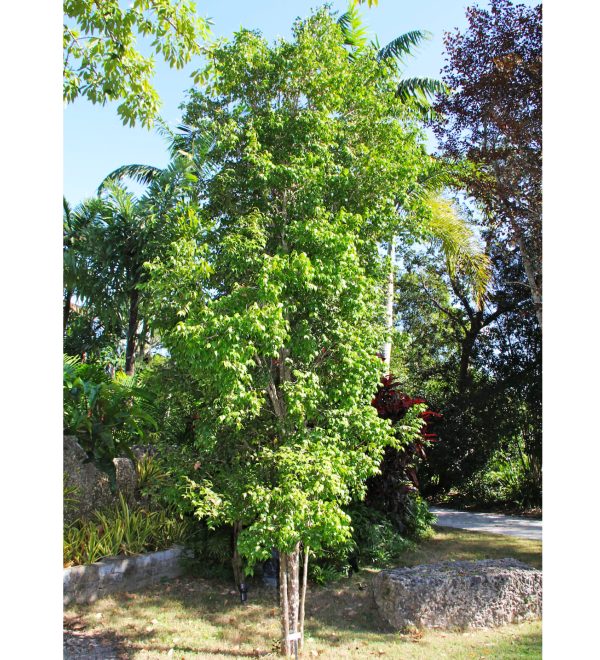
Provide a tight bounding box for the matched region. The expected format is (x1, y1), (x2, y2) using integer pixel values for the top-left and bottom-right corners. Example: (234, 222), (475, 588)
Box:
(63, 196), (103, 334)
(82, 147), (208, 374)
(337, 5), (489, 369)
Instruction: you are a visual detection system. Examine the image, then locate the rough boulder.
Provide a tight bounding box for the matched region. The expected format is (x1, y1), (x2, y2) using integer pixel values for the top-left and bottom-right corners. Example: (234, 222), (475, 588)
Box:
(372, 558), (541, 630)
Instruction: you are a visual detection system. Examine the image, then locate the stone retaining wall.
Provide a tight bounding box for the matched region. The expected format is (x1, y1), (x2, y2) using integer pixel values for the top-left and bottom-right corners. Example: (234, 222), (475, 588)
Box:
(64, 546), (191, 605)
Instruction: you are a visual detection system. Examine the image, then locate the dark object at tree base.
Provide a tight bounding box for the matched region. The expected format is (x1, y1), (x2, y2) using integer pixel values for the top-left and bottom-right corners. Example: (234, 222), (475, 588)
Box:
(262, 548), (280, 588)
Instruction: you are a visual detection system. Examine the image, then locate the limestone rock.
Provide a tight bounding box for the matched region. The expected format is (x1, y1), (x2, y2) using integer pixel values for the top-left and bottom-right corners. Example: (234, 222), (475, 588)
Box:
(63, 435), (138, 522)
(372, 558), (541, 630)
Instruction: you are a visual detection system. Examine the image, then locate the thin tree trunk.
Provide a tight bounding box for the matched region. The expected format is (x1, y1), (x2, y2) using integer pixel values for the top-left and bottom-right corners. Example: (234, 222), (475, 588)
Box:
(458, 314), (483, 394)
(299, 545), (309, 650)
(288, 544), (300, 636)
(63, 288), (73, 335)
(382, 237), (395, 370)
(125, 287), (140, 376)
(279, 553), (290, 656)
(515, 230), (542, 329)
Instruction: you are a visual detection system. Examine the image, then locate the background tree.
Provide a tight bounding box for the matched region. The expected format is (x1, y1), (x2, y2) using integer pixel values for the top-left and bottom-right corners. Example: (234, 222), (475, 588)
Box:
(392, 200), (541, 504)
(64, 0), (211, 127)
(433, 0), (542, 326)
(145, 10), (433, 654)
(336, 5), (489, 370)
(65, 157), (201, 374)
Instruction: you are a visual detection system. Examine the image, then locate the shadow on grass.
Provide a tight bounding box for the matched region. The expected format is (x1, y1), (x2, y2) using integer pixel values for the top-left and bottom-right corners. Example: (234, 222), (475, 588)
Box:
(64, 528), (542, 657)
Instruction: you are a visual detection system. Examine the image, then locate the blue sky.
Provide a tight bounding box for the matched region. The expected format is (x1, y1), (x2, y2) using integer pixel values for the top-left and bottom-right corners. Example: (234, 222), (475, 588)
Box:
(63, 0), (539, 203)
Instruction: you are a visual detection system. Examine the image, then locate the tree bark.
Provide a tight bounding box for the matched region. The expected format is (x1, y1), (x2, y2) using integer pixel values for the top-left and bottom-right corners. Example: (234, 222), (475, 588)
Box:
(125, 286), (140, 376)
(279, 553), (290, 656)
(63, 288), (73, 335)
(299, 545), (309, 650)
(288, 544), (300, 642)
(382, 238), (395, 370)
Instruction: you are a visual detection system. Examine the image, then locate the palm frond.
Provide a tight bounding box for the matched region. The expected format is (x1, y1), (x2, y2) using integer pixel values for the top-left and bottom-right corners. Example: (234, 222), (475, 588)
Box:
(396, 77), (449, 103)
(97, 164), (163, 194)
(337, 4), (369, 52)
(423, 195), (491, 308)
(377, 30), (431, 64)
(171, 124), (216, 179)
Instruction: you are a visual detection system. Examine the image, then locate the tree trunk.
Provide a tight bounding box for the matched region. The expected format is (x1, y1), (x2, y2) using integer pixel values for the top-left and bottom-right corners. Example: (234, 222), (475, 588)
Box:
(382, 238), (395, 370)
(279, 553), (290, 656)
(125, 287), (140, 376)
(278, 545), (302, 657)
(63, 288), (73, 335)
(287, 543), (300, 649)
(299, 545), (309, 650)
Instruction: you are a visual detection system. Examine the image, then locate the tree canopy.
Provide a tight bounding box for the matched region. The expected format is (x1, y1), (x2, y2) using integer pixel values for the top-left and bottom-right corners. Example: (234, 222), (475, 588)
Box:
(63, 0), (211, 127)
(143, 8), (435, 652)
(433, 0), (542, 326)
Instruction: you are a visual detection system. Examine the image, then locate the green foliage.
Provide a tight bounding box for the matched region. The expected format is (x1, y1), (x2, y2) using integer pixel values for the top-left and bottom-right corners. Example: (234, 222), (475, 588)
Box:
(64, 494), (190, 567)
(401, 493), (436, 539)
(460, 436), (541, 508)
(144, 8), (435, 575)
(63, 355), (157, 481)
(423, 195), (490, 308)
(349, 503), (415, 566)
(306, 502), (421, 584)
(64, 0), (211, 127)
(64, 159), (204, 374)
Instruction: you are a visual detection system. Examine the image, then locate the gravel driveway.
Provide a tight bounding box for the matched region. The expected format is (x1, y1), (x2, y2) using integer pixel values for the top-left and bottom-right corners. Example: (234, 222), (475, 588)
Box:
(429, 507), (542, 541)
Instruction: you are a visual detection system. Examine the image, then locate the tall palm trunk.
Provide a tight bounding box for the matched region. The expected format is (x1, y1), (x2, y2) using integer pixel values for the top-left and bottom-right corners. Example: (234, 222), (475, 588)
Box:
(382, 237), (395, 371)
(125, 287), (139, 375)
(63, 288), (73, 335)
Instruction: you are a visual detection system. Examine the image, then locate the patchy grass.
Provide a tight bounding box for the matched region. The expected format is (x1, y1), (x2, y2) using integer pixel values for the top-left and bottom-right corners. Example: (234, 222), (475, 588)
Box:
(401, 526), (542, 570)
(64, 528), (541, 659)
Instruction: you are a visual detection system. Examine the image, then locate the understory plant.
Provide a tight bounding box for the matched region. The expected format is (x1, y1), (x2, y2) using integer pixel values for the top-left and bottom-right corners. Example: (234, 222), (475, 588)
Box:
(63, 355), (157, 483)
(63, 494), (190, 567)
(366, 373), (442, 532)
(460, 435), (541, 508)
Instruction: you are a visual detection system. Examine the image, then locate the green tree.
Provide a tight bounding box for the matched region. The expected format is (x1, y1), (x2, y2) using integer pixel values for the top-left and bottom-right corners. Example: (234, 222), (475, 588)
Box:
(63, 0), (211, 127)
(393, 209), (541, 503)
(68, 157), (201, 373)
(63, 197), (95, 334)
(336, 4), (489, 370)
(146, 10), (430, 654)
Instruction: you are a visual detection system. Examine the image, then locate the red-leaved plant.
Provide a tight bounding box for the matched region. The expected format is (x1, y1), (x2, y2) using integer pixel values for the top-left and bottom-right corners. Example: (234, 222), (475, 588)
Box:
(371, 374), (442, 490)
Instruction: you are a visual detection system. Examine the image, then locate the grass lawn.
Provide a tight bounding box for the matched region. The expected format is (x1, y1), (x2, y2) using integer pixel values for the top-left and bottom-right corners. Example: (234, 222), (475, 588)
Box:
(64, 527), (542, 659)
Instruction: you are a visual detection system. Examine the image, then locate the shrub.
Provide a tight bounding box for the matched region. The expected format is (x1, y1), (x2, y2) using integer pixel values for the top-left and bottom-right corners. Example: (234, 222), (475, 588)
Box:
(367, 374), (442, 531)
(349, 504), (415, 565)
(63, 355), (157, 484)
(461, 437), (542, 508)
